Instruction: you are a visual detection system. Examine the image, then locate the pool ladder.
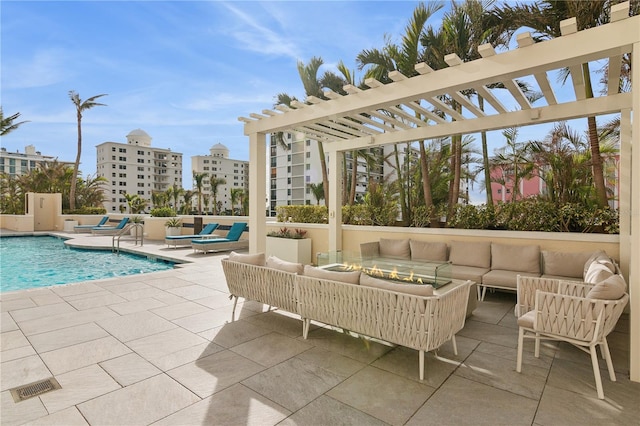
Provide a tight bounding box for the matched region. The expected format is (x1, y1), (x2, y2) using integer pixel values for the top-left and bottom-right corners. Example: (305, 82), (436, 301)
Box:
(112, 223), (144, 254)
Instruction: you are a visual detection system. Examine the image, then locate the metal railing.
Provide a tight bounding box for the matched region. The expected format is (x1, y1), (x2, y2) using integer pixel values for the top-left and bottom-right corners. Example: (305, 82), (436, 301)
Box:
(112, 223), (144, 253)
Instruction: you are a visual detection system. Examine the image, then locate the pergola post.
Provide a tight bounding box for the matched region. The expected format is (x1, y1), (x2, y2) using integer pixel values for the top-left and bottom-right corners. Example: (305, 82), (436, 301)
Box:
(248, 132), (266, 254)
(629, 41), (640, 383)
(328, 149), (343, 252)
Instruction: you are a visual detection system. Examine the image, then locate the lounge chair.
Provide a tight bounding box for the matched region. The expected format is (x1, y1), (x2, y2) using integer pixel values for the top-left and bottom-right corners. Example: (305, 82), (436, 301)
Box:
(74, 216), (109, 233)
(191, 222), (248, 253)
(91, 217), (130, 235)
(165, 222), (220, 248)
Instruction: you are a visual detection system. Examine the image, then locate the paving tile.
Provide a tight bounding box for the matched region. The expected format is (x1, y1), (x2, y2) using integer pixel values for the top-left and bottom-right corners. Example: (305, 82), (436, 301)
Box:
(39, 364), (121, 414)
(66, 293), (128, 310)
(107, 297), (166, 315)
(50, 282), (105, 297)
(231, 331), (312, 367)
(406, 375), (538, 426)
(198, 317), (272, 348)
(0, 312), (18, 332)
(78, 373), (200, 425)
(118, 287), (169, 301)
(1, 389), (48, 426)
(192, 290), (236, 309)
(535, 379), (640, 425)
(18, 307), (118, 336)
(171, 306), (241, 333)
(21, 406), (89, 425)
(475, 340), (555, 370)
(167, 284), (221, 300)
(40, 335), (131, 375)
(279, 395), (387, 426)
(153, 383), (290, 426)
(143, 276), (198, 290)
(243, 356), (346, 412)
(148, 341), (224, 371)
(96, 280), (151, 294)
(293, 346), (365, 379)
(457, 319), (520, 349)
(0, 355), (52, 392)
(454, 349), (549, 400)
(99, 352), (162, 386)
(1, 329), (30, 351)
(327, 366), (435, 425)
(167, 349), (264, 398)
(372, 345), (461, 387)
(29, 292), (65, 306)
(301, 326), (393, 364)
(243, 310), (305, 338)
(151, 300), (211, 320)
(0, 297), (37, 312)
(96, 311), (177, 342)
(1, 345), (37, 362)
(126, 327), (210, 361)
(9, 302), (75, 322)
(27, 322), (109, 353)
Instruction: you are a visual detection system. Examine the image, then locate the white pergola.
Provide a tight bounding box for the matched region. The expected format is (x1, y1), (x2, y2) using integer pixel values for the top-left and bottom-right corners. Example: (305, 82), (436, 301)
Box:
(240, 4), (640, 382)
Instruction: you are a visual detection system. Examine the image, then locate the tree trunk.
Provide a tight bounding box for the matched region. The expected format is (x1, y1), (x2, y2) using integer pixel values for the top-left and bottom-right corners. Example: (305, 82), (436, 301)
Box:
(349, 150), (357, 205)
(478, 96), (493, 205)
(583, 63), (607, 207)
(70, 113), (82, 211)
(317, 141), (330, 208)
(394, 145), (408, 224)
(418, 141), (436, 226)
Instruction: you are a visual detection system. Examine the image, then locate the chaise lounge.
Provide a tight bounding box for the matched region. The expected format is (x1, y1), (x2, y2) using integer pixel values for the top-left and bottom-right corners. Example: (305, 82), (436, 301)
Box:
(191, 222), (248, 253)
(165, 222), (219, 248)
(91, 217), (130, 235)
(74, 216), (109, 233)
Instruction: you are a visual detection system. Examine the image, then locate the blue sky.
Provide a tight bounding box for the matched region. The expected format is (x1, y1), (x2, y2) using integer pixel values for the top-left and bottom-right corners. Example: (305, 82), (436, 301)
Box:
(1, 1), (608, 203)
(2, 1), (434, 182)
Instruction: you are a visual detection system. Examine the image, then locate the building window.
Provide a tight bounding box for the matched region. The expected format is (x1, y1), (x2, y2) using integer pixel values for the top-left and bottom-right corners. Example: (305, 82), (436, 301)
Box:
(119, 148), (127, 153)
(119, 165), (126, 170)
(119, 173), (126, 178)
(112, 155), (116, 160)
(112, 147), (116, 152)
(306, 164), (310, 170)
(137, 150), (144, 155)
(112, 172), (116, 177)
(306, 152), (310, 158)
(204, 159), (209, 164)
(138, 174), (144, 179)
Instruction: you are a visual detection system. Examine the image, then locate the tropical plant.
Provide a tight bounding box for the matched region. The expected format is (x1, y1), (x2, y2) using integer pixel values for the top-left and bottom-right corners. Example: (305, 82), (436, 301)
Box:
(490, 128), (535, 203)
(68, 91), (107, 211)
(150, 207), (176, 217)
(164, 217), (181, 228)
(193, 171), (207, 214)
(0, 107), (30, 135)
(267, 227), (308, 239)
(181, 190), (194, 214)
(230, 188), (243, 216)
(308, 182), (324, 205)
(209, 176), (226, 215)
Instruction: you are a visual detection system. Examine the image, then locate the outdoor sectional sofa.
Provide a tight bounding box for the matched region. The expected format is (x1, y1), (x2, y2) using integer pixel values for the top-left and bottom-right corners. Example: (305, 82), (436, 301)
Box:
(360, 238), (614, 301)
(221, 252), (471, 380)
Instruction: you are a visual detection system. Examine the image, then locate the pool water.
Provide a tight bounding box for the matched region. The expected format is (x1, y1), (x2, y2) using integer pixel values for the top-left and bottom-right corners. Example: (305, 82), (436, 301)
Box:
(0, 236), (175, 293)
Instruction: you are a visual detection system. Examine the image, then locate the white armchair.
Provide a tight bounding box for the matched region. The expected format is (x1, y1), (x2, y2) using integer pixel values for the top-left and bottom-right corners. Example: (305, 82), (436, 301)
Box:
(516, 278), (628, 399)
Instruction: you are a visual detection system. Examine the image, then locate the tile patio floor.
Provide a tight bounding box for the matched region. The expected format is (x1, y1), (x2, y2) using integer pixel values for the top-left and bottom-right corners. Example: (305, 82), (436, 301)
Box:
(1, 232), (638, 425)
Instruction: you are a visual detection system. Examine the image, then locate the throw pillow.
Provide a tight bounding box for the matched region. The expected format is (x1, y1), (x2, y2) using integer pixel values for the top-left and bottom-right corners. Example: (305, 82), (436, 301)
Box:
(227, 251), (265, 266)
(303, 265), (361, 284)
(584, 261), (615, 284)
(360, 273), (434, 297)
(586, 274), (627, 300)
(409, 240), (448, 262)
(266, 255), (303, 275)
(379, 238), (411, 260)
(583, 251), (615, 278)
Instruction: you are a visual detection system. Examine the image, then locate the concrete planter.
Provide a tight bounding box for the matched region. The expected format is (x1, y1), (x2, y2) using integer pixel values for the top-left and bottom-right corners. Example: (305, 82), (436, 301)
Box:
(266, 236), (312, 265)
(165, 227), (181, 237)
(63, 220), (78, 232)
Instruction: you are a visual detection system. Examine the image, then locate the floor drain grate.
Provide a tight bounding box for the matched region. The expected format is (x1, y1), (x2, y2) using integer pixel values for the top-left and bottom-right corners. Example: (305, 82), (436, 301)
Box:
(10, 378), (61, 402)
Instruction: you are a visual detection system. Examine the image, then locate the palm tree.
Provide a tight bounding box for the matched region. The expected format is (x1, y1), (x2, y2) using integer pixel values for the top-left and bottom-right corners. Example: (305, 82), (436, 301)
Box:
(166, 184), (183, 212)
(309, 182), (324, 205)
(1, 107), (30, 135)
(193, 171), (207, 214)
(230, 188), (243, 216)
(494, 0), (636, 207)
(357, 2), (443, 224)
(181, 190), (194, 214)
(209, 176), (226, 215)
(68, 91), (107, 211)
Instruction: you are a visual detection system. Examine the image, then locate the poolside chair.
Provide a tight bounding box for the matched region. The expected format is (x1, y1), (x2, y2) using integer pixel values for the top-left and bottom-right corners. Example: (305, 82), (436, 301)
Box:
(191, 222), (248, 253)
(91, 217), (130, 235)
(74, 216), (109, 233)
(516, 277), (628, 400)
(165, 222), (220, 248)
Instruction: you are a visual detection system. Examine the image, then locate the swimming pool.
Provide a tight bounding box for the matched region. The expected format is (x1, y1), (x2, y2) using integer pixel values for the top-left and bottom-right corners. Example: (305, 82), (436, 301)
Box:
(0, 236), (175, 293)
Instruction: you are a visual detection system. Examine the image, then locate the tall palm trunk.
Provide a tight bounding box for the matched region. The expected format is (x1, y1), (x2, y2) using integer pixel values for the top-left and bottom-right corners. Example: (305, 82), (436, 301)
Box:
(317, 141), (329, 208)
(583, 63), (607, 207)
(479, 96), (493, 205)
(394, 146), (408, 224)
(349, 150), (358, 205)
(418, 140), (435, 226)
(70, 112), (82, 211)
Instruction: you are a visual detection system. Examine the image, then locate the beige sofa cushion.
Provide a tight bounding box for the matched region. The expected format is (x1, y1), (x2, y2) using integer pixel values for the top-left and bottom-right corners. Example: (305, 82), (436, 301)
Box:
(449, 241), (491, 268)
(410, 240), (448, 262)
(303, 265), (361, 284)
(587, 274), (627, 300)
(266, 255), (303, 275)
(491, 243), (540, 274)
(360, 273), (433, 297)
(542, 250), (595, 278)
(379, 238), (411, 260)
(451, 265), (489, 284)
(483, 270), (539, 289)
(228, 251), (265, 266)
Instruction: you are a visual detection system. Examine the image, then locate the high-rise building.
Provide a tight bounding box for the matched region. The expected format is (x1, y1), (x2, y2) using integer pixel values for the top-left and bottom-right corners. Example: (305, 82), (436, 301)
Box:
(0, 145), (72, 177)
(269, 132), (385, 216)
(96, 129), (182, 213)
(191, 143), (249, 214)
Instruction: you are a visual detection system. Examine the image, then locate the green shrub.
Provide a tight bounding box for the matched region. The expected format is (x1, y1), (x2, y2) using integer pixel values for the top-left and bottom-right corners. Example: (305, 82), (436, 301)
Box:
(150, 207), (176, 217)
(275, 206), (328, 223)
(342, 205), (373, 225)
(411, 205), (435, 228)
(65, 207), (107, 215)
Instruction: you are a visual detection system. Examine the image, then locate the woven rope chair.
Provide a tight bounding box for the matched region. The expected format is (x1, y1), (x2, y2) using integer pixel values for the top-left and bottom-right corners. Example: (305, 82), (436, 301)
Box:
(516, 280), (628, 399)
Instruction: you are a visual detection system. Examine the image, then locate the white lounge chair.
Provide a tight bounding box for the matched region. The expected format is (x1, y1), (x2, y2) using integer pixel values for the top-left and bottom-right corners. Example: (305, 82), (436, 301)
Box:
(91, 217), (130, 235)
(74, 216), (109, 233)
(165, 223), (219, 248)
(191, 222), (248, 253)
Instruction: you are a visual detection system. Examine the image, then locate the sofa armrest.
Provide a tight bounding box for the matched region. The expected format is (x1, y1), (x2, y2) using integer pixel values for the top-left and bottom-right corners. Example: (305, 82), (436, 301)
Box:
(360, 241), (380, 258)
